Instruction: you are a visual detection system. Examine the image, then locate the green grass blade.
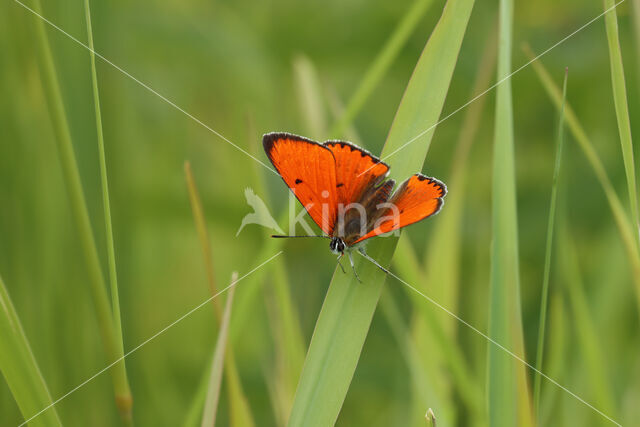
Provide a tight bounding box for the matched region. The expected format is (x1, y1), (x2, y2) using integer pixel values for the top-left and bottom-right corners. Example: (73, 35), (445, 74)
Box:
(83, 0), (133, 421)
(30, 0), (131, 418)
(287, 1), (475, 425)
(329, 0), (435, 138)
(487, 0), (533, 425)
(201, 275), (237, 427)
(525, 46), (640, 314)
(184, 162), (255, 427)
(533, 68), (568, 416)
(603, 0), (640, 239)
(0, 274), (62, 426)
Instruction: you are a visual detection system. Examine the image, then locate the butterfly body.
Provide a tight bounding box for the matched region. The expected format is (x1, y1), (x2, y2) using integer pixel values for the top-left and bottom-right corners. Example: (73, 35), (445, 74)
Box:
(263, 132), (446, 277)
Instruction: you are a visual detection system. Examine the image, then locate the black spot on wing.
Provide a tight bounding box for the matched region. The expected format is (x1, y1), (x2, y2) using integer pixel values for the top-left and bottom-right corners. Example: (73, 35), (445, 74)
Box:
(295, 178), (303, 184)
(336, 183), (344, 188)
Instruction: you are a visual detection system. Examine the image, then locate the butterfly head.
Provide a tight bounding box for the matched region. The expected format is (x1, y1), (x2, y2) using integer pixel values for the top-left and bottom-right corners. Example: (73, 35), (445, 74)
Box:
(329, 237), (345, 254)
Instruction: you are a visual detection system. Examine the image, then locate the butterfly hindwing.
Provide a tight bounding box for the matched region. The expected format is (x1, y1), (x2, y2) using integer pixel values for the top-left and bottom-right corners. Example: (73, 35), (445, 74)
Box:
(353, 173), (446, 244)
(263, 133), (339, 234)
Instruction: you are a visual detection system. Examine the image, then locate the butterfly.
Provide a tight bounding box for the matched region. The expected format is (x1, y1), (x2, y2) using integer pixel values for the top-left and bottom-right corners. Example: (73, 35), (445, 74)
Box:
(263, 132), (446, 280)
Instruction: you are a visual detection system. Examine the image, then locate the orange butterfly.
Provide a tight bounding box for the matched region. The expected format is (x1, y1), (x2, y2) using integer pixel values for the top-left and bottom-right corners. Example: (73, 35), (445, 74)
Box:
(263, 132), (446, 279)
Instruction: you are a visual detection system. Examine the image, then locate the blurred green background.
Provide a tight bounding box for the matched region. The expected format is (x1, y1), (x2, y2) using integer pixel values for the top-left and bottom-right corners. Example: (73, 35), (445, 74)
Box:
(1, 0), (639, 425)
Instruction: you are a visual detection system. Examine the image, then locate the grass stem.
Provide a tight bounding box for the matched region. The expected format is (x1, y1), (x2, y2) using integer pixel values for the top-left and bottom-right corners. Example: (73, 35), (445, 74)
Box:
(533, 67), (568, 417)
(83, 0), (133, 422)
(32, 0), (131, 420)
(603, 0), (640, 246)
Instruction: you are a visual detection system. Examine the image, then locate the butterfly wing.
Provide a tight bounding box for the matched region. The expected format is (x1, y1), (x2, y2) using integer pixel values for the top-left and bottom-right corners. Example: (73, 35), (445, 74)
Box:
(352, 173), (446, 244)
(323, 141), (389, 207)
(263, 133), (338, 234)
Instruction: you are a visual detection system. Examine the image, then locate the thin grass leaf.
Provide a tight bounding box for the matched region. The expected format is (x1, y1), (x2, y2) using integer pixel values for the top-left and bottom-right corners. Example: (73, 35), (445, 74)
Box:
(287, 1), (475, 425)
(538, 294), (567, 425)
(184, 162), (255, 427)
(603, 0), (640, 239)
(83, 1), (132, 421)
(487, 0), (534, 425)
(525, 45), (640, 314)
(329, 0), (435, 138)
(533, 68), (568, 416)
(30, 0), (131, 418)
(0, 274), (62, 427)
(201, 274), (237, 427)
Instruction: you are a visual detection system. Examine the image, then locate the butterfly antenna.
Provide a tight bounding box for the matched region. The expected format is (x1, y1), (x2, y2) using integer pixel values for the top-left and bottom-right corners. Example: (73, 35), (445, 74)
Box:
(271, 234), (330, 239)
(356, 249), (390, 275)
(347, 252), (362, 282)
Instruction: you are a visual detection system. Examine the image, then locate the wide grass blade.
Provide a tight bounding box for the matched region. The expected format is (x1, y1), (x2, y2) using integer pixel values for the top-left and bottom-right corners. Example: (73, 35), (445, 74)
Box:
(325, 55), (489, 423)
(30, 0), (132, 419)
(0, 274), (62, 426)
(394, 26), (496, 423)
(287, 1), (475, 425)
(525, 46), (640, 314)
(201, 274), (237, 427)
(184, 162), (255, 427)
(532, 68), (568, 416)
(83, 0), (133, 421)
(329, 0), (435, 137)
(487, 0), (533, 425)
(603, 0), (639, 238)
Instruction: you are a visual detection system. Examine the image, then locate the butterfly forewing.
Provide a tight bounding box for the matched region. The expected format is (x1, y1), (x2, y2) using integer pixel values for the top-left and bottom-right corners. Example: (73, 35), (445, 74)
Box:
(263, 133), (339, 234)
(323, 141), (389, 208)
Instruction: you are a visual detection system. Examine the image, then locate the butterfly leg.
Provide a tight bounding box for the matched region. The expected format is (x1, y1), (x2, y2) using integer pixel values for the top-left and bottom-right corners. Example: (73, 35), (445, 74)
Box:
(347, 251), (362, 282)
(336, 254), (347, 274)
(357, 247), (390, 275)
